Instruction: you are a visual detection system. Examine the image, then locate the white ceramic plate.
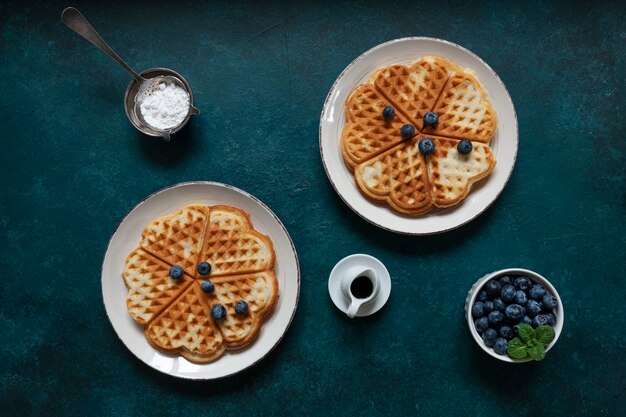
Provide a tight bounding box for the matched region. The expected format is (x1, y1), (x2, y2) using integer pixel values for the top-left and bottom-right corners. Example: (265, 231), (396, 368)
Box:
(320, 37), (518, 234)
(101, 182), (300, 379)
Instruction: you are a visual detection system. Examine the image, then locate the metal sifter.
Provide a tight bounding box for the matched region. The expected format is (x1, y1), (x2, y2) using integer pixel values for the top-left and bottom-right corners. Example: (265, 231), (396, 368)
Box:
(61, 7), (199, 141)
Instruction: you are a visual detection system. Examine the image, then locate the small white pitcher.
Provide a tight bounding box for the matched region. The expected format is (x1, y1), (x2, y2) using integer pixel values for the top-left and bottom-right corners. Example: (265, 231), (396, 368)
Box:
(340, 267), (380, 318)
(328, 254), (391, 318)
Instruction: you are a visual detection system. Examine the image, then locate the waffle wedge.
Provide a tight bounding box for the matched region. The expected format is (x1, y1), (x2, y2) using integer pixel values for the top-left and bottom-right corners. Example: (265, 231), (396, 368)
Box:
(341, 84), (409, 169)
(122, 249), (194, 324)
(199, 206), (275, 277)
(140, 205), (209, 277)
(146, 282), (225, 363)
(354, 136), (432, 215)
(421, 69), (497, 142)
(201, 271), (279, 348)
(426, 137), (496, 207)
(372, 56), (456, 130)
(123, 204), (279, 363)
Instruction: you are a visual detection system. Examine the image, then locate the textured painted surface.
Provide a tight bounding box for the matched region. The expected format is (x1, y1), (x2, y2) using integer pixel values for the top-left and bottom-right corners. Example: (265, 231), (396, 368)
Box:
(1, 0), (625, 415)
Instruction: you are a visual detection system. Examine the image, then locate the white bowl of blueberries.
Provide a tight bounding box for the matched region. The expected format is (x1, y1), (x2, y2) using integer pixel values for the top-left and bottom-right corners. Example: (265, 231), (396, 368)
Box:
(465, 268), (564, 363)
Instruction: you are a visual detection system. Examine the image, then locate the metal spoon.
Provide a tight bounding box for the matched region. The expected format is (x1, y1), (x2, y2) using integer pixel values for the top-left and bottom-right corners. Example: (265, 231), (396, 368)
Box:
(61, 7), (198, 141)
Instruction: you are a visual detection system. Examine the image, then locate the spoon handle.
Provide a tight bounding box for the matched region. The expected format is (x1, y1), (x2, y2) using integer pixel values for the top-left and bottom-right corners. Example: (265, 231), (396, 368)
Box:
(61, 7), (142, 82)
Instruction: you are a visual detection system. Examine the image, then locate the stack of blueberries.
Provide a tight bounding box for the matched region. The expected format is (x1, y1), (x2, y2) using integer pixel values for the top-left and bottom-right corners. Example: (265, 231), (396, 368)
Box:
(472, 275), (558, 356)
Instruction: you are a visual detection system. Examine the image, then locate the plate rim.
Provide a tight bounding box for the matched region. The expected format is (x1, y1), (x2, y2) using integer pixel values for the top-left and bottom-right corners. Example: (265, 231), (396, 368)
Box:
(100, 180), (301, 380)
(319, 36), (519, 235)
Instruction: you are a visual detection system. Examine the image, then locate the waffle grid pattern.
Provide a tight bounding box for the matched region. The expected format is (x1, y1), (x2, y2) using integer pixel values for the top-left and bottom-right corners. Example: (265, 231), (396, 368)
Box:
(428, 137), (496, 207)
(422, 72), (497, 142)
(341, 85), (409, 168)
(355, 138), (432, 215)
(122, 205), (278, 363)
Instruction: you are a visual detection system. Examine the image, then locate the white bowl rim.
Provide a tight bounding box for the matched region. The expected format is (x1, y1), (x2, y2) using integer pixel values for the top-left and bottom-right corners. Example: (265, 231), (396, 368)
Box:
(465, 268), (564, 363)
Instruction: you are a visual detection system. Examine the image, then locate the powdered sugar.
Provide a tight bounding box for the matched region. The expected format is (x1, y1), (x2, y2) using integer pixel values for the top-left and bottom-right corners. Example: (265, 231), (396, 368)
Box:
(139, 82), (190, 130)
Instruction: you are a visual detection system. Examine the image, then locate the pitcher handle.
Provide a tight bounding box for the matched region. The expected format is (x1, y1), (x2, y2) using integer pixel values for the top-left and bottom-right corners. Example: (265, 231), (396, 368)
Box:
(346, 300), (362, 318)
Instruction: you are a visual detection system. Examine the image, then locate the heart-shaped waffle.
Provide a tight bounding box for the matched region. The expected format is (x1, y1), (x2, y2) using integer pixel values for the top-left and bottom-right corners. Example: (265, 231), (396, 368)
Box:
(199, 206), (275, 277)
(426, 137), (496, 207)
(122, 249), (194, 324)
(145, 283), (225, 363)
(140, 205), (209, 277)
(201, 271), (279, 348)
(421, 70), (497, 142)
(341, 85), (409, 169)
(372, 56), (456, 130)
(354, 137), (432, 215)
(123, 204), (279, 363)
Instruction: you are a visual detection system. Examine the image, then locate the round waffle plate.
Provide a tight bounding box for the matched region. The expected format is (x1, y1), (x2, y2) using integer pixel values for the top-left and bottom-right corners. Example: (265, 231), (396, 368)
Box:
(320, 37), (518, 234)
(102, 182), (300, 379)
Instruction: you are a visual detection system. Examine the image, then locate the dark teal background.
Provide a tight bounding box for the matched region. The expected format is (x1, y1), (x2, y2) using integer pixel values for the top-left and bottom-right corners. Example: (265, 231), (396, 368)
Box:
(1, 0), (625, 415)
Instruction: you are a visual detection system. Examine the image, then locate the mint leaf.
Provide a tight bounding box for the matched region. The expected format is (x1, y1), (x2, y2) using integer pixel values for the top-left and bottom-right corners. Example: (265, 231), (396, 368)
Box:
(517, 323), (535, 343)
(535, 326), (555, 345)
(528, 343), (546, 361)
(507, 337), (528, 359)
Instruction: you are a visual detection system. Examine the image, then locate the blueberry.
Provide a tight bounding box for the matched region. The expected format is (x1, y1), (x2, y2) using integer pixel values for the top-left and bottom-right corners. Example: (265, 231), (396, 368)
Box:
(482, 328), (498, 347)
(498, 275), (513, 286)
(544, 312), (557, 326)
(478, 291), (488, 302)
(210, 304), (227, 320)
(522, 315), (533, 325)
(529, 284), (547, 301)
(493, 338), (508, 355)
(493, 298), (506, 312)
(542, 293), (558, 310)
(488, 310), (504, 326)
(197, 261), (211, 276)
(485, 280), (502, 297)
(532, 314), (550, 327)
(483, 301), (494, 314)
(499, 325), (515, 340)
(235, 300), (249, 315)
(471, 301), (484, 318)
(401, 124), (416, 138)
(514, 276), (532, 292)
(526, 300), (542, 317)
(505, 304), (525, 321)
(382, 105), (395, 121)
(457, 140), (473, 155)
(514, 290), (528, 306)
(169, 265), (184, 279)
(200, 280), (215, 293)
(501, 285), (516, 303)
(423, 111), (439, 127)
(418, 137), (435, 155)
(474, 317), (489, 333)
